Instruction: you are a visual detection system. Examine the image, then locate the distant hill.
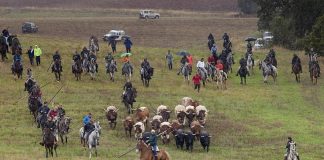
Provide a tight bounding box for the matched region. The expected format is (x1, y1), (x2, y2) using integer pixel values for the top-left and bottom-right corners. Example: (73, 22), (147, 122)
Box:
(0, 0), (238, 11)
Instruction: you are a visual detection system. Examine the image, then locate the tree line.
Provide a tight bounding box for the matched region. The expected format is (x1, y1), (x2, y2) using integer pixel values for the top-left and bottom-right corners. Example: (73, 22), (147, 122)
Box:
(238, 0), (324, 54)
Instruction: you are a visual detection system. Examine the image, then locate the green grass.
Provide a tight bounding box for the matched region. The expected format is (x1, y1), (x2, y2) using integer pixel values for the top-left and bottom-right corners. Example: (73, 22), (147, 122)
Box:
(0, 9), (323, 160)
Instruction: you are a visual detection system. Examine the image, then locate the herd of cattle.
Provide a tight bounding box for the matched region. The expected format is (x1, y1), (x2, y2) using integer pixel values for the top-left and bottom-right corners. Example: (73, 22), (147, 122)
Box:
(105, 96), (211, 152)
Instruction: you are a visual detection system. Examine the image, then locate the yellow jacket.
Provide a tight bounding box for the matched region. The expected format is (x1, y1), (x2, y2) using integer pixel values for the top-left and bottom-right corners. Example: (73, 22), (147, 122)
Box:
(34, 46), (42, 56)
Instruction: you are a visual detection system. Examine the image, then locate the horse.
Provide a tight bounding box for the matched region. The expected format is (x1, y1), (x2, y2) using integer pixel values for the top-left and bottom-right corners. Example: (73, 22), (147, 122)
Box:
(89, 58), (97, 80)
(259, 60), (277, 83)
(0, 36), (8, 61)
(136, 140), (170, 160)
(198, 67), (207, 86)
(57, 116), (71, 144)
(28, 97), (40, 122)
(238, 66), (248, 85)
(247, 54), (253, 74)
(11, 36), (22, 55)
(310, 62), (320, 85)
(88, 122), (101, 159)
(141, 67), (154, 87)
(215, 69), (227, 89)
(89, 36), (99, 54)
(72, 60), (82, 81)
(181, 63), (191, 85)
(82, 53), (90, 73)
(52, 60), (61, 81)
(292, 63), (301, 83)
(226, 52), (234, 73)
(286, 143), (298, 160)
(79, 122), (101, 147)
(12, 61), (23, 80)
(106, 59), (117, 82)
(206, 63), (216, 81)
(123, 88), (137, 114)
(122, 62), (133, 82)
(42, 128), (58, 158)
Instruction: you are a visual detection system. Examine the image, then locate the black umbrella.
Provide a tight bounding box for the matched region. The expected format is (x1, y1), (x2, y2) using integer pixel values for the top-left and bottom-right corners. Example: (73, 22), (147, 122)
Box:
(245, 37), (257, 42)
(176, 51), (189, 56)
(122, 35), (131, 40)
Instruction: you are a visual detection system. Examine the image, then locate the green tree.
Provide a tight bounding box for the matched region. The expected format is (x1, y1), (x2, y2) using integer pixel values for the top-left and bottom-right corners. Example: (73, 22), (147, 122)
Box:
(238, 0), (258, 14)
(305, 15), (324, 55)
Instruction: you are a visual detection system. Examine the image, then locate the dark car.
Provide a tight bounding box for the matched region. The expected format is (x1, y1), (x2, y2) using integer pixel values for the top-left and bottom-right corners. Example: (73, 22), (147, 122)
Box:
(22, 22), (38, 33)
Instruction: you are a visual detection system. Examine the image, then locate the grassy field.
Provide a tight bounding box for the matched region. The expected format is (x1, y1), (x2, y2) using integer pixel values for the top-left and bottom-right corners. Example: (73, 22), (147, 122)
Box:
(0, 8), (323, 160)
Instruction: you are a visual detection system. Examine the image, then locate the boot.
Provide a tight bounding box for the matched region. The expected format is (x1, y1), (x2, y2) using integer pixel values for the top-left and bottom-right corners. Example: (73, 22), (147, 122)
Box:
(297, 156), (300, 160)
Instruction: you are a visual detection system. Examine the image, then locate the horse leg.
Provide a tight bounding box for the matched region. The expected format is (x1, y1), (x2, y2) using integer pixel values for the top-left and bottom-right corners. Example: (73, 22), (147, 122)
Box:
(60, 134), (64, 144)
(244, 77), (246, 85)
(45, 147), (48, 158)
(240, 77), (243, 85)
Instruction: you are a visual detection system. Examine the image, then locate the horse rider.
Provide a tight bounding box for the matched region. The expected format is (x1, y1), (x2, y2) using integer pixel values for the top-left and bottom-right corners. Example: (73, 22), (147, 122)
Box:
(165, 50), (173, 70)
(291, 54), (302, 73)
(196, 58), (208, 76)
(247, 41), (252, 53)
(48, 106), (59, 122)
(122, 81), (136, 102)
(105, 52), (117, 72)
(84, 119), (96, 143)
(216, 60), (227, 79)
(208, 33), (214, 41)
(308, 48), (320, 76)
(177, 55), (189, 75)
(208, 53), (216, 66)
(57, 105), (65, 118)
(73, 51), (81, 63)
(40, 116), (57, 146)
(264, 54), (274, 72)
(141, 58), (151, 72)
(236, 56), (250, 76)
(88, 52), (98, 72)
(146, 130), (158, 160)
(12, 51), (22, 71)
(223, 33), (231, 49)
(122, 55), (133, 75)
(284, 137), (300, 160)
(245, 50), (254, 66)
(52, 50), (62, 72)
(80, 46), (89, 61)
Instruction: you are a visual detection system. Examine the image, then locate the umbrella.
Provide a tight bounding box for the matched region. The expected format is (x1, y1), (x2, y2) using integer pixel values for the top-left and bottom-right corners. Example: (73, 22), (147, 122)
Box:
(122, 35), (131, 40)
(120, 52), (132, 57)
(176, 51), (189, 56)
(245, 37), (257, 42)
(108, 36), (119, 41)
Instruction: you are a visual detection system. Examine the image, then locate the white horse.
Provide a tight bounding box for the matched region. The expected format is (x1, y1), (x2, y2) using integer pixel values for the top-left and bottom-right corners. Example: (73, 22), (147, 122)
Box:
(79, 122), (101, 159)
(215, 69), (227, 89)
(286, 142), (298, 160)
(247, 54), (253, 74)
(89, 58), (97, 80)
(259, 60), (277, 83)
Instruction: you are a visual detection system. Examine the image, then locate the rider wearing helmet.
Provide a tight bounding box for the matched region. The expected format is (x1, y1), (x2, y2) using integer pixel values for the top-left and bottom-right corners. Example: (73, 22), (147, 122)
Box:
(291, 54), (302, 73)
(88, 52), (98, 72)
(236, 55), (250, 76)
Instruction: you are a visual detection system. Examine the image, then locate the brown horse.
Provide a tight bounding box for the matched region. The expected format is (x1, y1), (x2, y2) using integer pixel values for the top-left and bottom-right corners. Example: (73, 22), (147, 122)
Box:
(136, 140), (170, 160)
(43, 128), (58, 158)
(292, 63), (301, 83)
(310, 62), (320, 85)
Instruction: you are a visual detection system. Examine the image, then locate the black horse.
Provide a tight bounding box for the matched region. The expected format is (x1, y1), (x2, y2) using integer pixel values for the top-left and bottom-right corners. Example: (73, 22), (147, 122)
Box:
(208, 39), (215, 50)
(25, 79), (35, 93)
(52, 60), (62, 81)
(12, 61), (23, 79)
(123, 88), (137, 114)
(141, 67), (154, 87)
(42, 128), (58, 158)
(238, 66), (248, 85)
(72, 60), (82, 81)
(28, 97), (41, 122)
(0, 36), (8, 61)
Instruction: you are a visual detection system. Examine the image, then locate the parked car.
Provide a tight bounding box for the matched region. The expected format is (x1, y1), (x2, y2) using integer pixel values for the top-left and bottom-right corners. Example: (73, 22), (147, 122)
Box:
(103, 30), (126, 41)
(254, 38), (264, 49)
(263, 31), (273, 42)
(22, 22), (38, 33)
(139, 10), (160, 19)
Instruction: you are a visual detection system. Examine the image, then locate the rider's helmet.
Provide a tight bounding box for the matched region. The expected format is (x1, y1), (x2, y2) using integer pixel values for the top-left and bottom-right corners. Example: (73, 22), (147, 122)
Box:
(151, 130), (156, 134)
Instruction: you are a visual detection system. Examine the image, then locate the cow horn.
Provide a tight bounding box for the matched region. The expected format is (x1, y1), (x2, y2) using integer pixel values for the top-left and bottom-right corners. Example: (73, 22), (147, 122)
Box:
(184, 134), (188, 136)
(166, 110), (171, 113)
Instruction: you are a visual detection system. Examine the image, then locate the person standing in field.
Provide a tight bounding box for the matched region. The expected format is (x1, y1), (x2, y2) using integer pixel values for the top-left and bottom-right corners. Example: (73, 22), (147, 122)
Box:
(34, 45), (42, 66)
(26, 46), (34, 66)
(165, 50), (173, 70)
(108, 39), (117, 54)
(192, 72), (202, 92)
(124, 38), (133, 53)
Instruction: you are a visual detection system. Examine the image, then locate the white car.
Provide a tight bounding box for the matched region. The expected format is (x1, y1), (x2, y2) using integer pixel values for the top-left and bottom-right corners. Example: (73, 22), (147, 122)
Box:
(139, 10), (160, 19)
(254, 38), (264, 49)
(263, 31), (273, 42)
(103, 30), (126, 41)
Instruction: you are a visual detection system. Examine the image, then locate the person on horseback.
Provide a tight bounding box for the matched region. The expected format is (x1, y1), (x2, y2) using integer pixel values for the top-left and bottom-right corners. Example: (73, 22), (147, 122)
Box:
(12, 51), (22, 71)
(84, 119), (96, 144)
(48, 106), (59, 121)
(73, 51), (81, 63)
(89, 52), (98, 72)
(216, 60), (227, 79)
(83, 113), (92, 126)
(291, 54), (302, 73)
(223, 33), (229, 42)
(196, 58), (208, 76)
(208, 53), (216, 66)
(52, 50), (62, 72)
(208, 33), (214, 41)
(264, 54), (274, 72)
(236, 56), (250, 76)
(146, 129), (158, 160)
(177, 55), (189, 75)
(105, 52), (117, 73)
(122, 81), (136, 102)
(2, 28), (9, 37)
(57, 105), (65, 118)
(245, 50), (254, 66)
(166, 50), (173, 70)
(309, 48), (320, 76)
(284, 137), (300, 160)
(192, 72), (202, 92)
(247, 41), (252, 53)
(40, 116), (57, 146)
(80, 46), (89, 60)
(223, 33), (231, 49)
(141, 58), (151, 74)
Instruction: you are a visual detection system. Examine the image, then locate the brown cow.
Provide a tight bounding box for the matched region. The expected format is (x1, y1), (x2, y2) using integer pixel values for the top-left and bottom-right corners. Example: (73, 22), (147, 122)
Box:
(190, 120), (203, 140)
(105, 106), (118, 129)
(135, 107), (150, 126)
(181, 97), (199, 108)
(123, 116), (134, 138)
(170, 120), (182, 136)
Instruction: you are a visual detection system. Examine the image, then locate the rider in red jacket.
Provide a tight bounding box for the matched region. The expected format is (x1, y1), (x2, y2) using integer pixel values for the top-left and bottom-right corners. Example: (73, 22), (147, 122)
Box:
(192, 72), (202, 92)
